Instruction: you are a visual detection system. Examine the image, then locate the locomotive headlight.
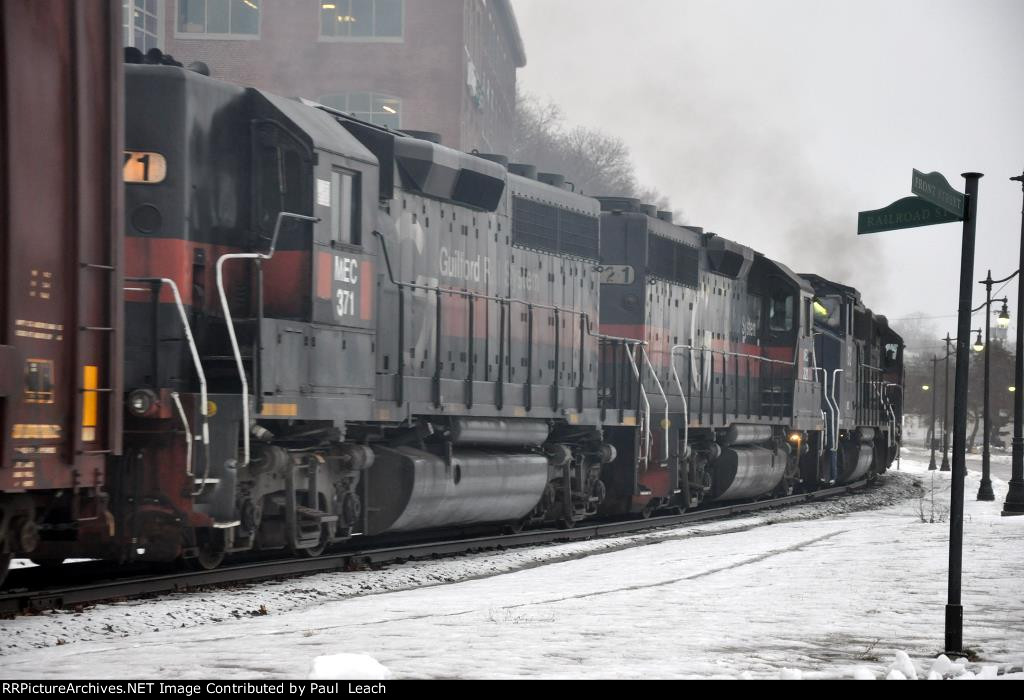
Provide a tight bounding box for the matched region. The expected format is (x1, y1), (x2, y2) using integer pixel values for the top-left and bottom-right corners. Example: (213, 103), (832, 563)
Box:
(128, 388), (159, 417)
(788, 432), (802, 444)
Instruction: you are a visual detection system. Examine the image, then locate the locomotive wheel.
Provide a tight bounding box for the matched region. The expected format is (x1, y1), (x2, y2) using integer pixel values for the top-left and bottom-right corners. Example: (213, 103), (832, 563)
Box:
(556, 517), (577, 530)
(190, 546), (225, 571)
(501, 521), (525, 535)
(0, 554), (10, 588)
(291, 524), (330, 558)
(188, 529), (226, 571)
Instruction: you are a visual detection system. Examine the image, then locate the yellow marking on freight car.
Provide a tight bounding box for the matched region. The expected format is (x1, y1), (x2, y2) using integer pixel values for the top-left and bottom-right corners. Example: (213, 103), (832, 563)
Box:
(622, 416), (638, 426)
(82, 365), (99, 442)
(261, 403), (298, 418)
(11, 424), (62, 440)
(567, 414), (580, 425)
(514, 408), (526, 418)
(377, 409), (393, 421)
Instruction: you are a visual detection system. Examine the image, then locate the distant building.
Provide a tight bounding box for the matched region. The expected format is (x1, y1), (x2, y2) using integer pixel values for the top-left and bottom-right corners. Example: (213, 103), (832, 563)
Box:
(122, 0), (526, 153)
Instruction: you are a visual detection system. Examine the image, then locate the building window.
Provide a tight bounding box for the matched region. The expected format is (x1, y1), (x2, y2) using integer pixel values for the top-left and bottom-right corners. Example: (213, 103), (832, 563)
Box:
(124, 0), (163, 52)
(178, 0), (260, 37)
(319, 0), (403, 40)
(319, 93), (401, 130)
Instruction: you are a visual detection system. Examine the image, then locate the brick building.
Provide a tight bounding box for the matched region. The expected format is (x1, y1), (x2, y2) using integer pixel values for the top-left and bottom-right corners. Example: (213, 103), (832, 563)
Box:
(122, 0), (526, 153)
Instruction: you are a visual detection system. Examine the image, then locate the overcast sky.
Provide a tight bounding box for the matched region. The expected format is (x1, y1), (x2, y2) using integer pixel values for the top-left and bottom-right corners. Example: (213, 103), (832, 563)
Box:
(513, 0), (1024, 351)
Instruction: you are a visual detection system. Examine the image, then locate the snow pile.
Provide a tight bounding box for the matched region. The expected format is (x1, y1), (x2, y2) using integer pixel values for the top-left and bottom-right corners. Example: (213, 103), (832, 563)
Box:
(887, 650), (918, 679)
(930, 654), (966, 678)
(847, 653), (1021, 681)
(308, 654), (392, 681)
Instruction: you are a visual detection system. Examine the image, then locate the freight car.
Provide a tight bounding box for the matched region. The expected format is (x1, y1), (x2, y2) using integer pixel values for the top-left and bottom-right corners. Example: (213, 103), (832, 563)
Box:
(2, 52), (903, 579)
(0, 1), (123, 585)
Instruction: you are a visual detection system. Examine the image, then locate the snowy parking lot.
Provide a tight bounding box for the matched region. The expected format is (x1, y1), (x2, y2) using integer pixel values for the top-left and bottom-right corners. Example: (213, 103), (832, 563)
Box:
(0, 454), (1021, 680)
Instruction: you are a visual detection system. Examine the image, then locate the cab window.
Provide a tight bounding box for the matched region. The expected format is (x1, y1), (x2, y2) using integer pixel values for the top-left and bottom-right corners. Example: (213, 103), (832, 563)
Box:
(884, 343), (901, 368)
(331, 170), (362, 246)
(768, 290), (793, 332)
(813, 296), (843, 331)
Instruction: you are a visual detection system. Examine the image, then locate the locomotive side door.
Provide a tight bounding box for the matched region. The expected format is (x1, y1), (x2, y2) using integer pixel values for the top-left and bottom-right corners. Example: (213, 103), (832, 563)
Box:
(306, 149), (378, 417)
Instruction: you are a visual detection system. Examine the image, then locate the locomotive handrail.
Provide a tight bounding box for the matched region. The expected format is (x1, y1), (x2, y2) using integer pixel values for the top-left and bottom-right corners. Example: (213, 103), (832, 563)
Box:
(639, 345), (669, 466)
(125, 276), (210, 493)
(669, 343), (799, 368)
(668, 347), (691, 460)
(831, 369), (844, 451)
(169, 391), (192, 483)
(884, 383), (903, 461)
(625, 345), (651, 468)
(816, 368), (837, 453)
(216, 212), (320, 467)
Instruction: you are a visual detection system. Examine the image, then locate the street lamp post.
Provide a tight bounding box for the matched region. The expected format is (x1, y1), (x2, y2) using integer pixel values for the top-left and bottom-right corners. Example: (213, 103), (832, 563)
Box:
(1006, 171), (1024, 517)
(974, 270), (1014, 502)
(930, 357), (940, 470)
(942, 333), (954, 472)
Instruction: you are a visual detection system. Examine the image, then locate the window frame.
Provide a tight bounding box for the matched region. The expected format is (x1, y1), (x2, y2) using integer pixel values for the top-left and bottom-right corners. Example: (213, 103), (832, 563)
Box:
(317, 0), (405, 43)
(330, 168), (363, 249)
(175, 0), (262, 41)
(124, 0), (164, 53)
(317, 92), (402, 130)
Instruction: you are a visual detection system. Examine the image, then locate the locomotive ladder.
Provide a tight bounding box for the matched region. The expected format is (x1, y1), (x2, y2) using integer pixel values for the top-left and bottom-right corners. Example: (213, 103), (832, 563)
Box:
(76, 259), (120, 460)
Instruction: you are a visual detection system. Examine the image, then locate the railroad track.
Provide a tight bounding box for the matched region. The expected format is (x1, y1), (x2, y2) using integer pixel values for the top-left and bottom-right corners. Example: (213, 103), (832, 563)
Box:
(0, 480), (868, 616)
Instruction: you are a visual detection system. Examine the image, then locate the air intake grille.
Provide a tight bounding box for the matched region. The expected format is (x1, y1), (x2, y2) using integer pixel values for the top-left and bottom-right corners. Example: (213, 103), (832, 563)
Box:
(647, 234), (699, 288)
(512, 197), (599, 260)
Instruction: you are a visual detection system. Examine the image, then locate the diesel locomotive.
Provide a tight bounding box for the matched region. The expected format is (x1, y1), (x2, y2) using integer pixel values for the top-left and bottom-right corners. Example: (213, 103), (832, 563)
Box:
(0, 14), (904, 581)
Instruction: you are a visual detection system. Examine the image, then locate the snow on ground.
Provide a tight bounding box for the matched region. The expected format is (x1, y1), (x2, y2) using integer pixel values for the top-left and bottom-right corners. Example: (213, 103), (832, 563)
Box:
(0, 471), (922, 655)
(0, 456), (1021, 679)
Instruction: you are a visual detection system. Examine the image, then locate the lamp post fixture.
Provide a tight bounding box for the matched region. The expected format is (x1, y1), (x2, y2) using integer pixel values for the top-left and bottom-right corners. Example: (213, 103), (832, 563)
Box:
(929, 357), (941, 470)
(1006, 171), (1024, 517)
(974, 270), (1016, 502)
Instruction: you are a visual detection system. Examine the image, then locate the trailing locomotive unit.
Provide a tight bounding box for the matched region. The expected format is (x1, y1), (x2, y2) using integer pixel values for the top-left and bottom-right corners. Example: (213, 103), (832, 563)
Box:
(0, 1), (122, 584)
(79, 62), (631, 568)
(596, 200), (904, 516)
(802, 275), (904, 484)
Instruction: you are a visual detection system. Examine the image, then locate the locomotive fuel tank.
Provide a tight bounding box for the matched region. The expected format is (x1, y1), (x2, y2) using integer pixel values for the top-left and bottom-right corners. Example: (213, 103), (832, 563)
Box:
(709, 447), (786, 501)
(449, 419), (550, 447)
(721, 424), (774, 447)
(366, 447), (549, 534)
(838, 430), (875, 484)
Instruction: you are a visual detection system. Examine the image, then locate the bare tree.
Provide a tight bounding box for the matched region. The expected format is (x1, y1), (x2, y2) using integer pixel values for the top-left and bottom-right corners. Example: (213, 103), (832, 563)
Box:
(510, 90), (679, 216)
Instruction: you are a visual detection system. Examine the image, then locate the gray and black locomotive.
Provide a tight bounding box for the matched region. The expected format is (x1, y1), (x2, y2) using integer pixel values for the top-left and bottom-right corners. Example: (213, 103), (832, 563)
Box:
(1, 55), (904, 578)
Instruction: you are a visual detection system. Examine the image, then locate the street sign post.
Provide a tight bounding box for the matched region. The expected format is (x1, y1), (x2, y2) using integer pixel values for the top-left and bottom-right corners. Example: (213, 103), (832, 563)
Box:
(857, 169), (983, 655)
(913, 169), (967, 219)
(858, 196), (962, 235)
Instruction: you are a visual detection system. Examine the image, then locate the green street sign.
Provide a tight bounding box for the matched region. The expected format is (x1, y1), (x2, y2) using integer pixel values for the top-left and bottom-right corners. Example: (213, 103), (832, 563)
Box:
(912, 169), (966, 219)
(857, 196), (963, 235)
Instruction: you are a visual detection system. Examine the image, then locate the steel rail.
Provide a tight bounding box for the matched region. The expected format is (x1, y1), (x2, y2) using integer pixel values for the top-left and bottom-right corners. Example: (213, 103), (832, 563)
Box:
(0, 480), (869, 615)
